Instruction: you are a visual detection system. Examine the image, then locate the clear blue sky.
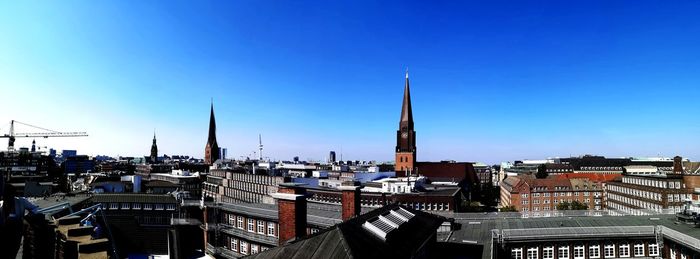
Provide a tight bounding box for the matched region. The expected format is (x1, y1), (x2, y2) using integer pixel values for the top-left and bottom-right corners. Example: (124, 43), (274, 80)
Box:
(1, 1), (699, 164)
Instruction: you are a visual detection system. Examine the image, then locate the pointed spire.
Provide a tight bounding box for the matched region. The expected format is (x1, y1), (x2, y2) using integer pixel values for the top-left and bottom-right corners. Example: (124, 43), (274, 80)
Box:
(400, 69), (413, 127)
(153, 129), (157, 144)
(208, 100), (217, 145)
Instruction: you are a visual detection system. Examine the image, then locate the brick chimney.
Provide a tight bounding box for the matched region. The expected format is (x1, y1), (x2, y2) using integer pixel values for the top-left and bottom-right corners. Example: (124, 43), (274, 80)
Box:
(674, 156), (684, 174)
(271, 183), (307, 245)
(339, 181), (363, 221)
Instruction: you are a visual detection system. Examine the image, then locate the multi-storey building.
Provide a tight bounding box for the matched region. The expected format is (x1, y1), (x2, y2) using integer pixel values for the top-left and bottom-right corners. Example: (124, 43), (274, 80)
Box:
(606, 156), (700, 214)
(500, 175), (604, 213)
(203, 167), (285, 204)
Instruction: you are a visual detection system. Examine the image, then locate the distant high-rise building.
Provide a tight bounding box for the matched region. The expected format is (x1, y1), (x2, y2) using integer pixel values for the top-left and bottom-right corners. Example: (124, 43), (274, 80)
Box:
(293, 156), (299, 163)
(150, 131), (158, 163)
(329, 151), (336, 163)
(204, 101), (220, 165)
(395, 70), (416, 176)
(222, 148), (227, 160)
(62, 150), (77, 158)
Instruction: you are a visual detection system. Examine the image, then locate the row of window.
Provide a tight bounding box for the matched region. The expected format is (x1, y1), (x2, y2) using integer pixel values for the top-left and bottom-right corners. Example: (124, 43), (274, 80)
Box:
(229, 237), (269, 255)
(224, 187), (265, 203)
(621, 177), (682, 189)
(511, 242), (658, 259)
(523, 191), (601, 199)
(225, 213), (277, 237)
(106, 202), (175, 211)
(226, 180), (275, 195)
(225, 172), (283, 186)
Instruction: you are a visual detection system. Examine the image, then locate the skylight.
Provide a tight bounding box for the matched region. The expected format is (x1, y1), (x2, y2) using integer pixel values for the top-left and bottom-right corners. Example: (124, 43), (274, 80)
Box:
(362, 207), (415, 241)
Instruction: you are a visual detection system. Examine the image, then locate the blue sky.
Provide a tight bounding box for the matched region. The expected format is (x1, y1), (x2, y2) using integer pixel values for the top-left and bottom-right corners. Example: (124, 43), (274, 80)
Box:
(1, 1), (699, 164)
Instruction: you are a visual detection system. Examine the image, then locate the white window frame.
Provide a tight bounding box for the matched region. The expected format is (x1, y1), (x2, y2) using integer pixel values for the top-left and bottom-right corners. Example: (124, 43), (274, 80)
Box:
(251, 244), (259, 254)
(237, 216), (244, 229)
(559, 245), (570, 259)
(604, 244), (615, 258)
(144, 203), (153, 210)
(231, 238), (238, 252)
(648, 243), (659, 256)
(166, 204), (176, 210)
(543, 246), (554, 259)
(110, 203), (119, 210)
(257, 221), (265, 234)
(240, 240), (248, 255)
(527, 247), (538, 259)
(512, 248), (523, 259)
(633, 242), (644, 257)
(574, 245), (585, 259)
(589, 244), (601, 259)
(132, 203), (141, 210)
(267, 222), (275, 236)
(619, 243), (630, 258)
(248, 218), (255, 232)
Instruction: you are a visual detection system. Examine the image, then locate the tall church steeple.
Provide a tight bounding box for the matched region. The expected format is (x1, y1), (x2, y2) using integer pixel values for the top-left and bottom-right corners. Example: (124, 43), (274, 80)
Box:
(395, 70), (416, 177)
(150, 131), (158, 163)
(205, 101), (220, 165)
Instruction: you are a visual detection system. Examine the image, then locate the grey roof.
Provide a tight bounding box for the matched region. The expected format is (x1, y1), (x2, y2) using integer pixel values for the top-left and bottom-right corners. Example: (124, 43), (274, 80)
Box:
(210, 201), (368, 227)
(245, 204), (446, 259)
(446, 213), (700, 259)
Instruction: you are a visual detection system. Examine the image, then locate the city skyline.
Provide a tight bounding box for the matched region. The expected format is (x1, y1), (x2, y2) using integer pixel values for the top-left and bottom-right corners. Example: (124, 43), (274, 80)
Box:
(2, 1), (700, 164)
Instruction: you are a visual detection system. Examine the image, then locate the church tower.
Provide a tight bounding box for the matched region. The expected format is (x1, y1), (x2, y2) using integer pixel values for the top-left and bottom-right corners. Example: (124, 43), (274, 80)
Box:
(205, 101), (220, 165)
(150, 131), (158, 163)
(395, 70), (416, 177)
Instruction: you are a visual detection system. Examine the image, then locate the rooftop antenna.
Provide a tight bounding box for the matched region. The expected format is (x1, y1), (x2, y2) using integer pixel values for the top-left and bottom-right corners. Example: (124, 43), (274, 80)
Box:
(258, 134), (263, 161)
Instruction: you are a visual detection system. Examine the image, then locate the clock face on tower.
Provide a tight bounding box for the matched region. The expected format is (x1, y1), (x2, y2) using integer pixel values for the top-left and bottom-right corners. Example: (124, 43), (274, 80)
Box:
(401, 132), (408, 138)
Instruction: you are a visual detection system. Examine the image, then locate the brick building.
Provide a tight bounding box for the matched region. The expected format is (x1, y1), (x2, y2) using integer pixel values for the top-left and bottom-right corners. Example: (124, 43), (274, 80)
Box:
(500, 175), (604, 214)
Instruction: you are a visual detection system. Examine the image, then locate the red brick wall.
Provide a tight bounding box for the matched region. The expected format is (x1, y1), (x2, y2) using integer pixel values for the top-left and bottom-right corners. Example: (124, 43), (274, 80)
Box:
(395, 152), (415, 177)
(277, 198), (307, 245)
(341, 190), (361, 221)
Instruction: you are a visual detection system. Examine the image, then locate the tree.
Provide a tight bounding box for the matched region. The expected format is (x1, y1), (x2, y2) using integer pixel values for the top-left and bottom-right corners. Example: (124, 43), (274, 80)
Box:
(501, 205), (518, 212)
(536, 164), (548, 179)
(556, 200), (589, 210)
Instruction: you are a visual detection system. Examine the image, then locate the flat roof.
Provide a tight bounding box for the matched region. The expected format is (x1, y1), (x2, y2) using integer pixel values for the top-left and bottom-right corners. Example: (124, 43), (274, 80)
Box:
(446, 214), (700, 259)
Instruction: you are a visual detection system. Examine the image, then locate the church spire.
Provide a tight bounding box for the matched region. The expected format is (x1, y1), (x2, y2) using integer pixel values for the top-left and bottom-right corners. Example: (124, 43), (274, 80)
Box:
(207, 101), (217, 146)
(400, 69), (413, 128)
(205, 100), (220, 164)
(150, 129), (158, 163)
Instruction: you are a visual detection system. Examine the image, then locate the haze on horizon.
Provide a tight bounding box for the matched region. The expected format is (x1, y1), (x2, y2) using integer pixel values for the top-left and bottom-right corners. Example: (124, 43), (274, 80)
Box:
(1, 1), (699, 164)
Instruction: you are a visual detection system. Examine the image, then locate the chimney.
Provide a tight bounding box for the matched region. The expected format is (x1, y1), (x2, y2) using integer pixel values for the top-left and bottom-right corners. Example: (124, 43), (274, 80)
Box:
(271, 183), (307, 245)
(674, 156), (684, 174)
(339, 181), (363, 221)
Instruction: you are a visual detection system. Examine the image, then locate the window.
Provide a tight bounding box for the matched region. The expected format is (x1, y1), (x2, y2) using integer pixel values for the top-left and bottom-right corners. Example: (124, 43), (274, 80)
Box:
(240, 241), (248, 255)
(527, 247), (538, 259)
(110, 203), (119, 210)
(634, 242), (644, 257)
(248, 218), (255, 232)
(155, 204), (164, 210)
(590, 244), (600, 258)
(512, 248), (523, 259)
(166, 204), (176, 210)
(237, 216), (244, 229)
(257, 221), (265, 234)
(132, 203), (141, 210)
(619, 243), (630, 257)
(574, 245), (585, 259)
(558, 245), (570, 259)
(228, 214), (235, 225)
(230, 238), (238, 252)
(267, 222), (275, 236)
(543, 246), (554, 259)
(144, 203), (152, 210)
(251, 244), (259, 254)
(648, 243), (659, 256)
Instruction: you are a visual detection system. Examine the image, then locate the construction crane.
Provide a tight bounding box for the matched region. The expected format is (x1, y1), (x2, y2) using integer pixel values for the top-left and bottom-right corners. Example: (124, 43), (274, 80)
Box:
(0, 120), (88, 151)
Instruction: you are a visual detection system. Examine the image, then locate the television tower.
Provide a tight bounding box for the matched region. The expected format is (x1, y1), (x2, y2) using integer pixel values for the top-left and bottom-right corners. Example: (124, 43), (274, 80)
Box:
(258, 134), (263, 161)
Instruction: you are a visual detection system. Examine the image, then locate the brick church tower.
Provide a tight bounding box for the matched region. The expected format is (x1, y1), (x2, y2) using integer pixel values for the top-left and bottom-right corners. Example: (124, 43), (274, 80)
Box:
(395, 71), (416, 177)
(205, 101), (220, 165)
